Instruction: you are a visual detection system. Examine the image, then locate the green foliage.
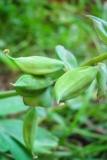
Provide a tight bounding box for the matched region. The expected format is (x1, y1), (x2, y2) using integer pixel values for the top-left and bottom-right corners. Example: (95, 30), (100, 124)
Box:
(0, 96), (28, 116)
(55, 45), (78, 69)
(1, 1), (107, 160)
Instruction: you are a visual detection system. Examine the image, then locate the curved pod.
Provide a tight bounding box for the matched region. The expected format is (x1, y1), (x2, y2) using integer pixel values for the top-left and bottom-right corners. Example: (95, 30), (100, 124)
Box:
(8, 55), (65, 75)
(54, 66), (99, 103)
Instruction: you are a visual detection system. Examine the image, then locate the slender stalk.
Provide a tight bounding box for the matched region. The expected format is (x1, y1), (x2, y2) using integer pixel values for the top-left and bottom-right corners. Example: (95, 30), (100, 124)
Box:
(0, 90), (18, 98)
(81, 52), (107, 66)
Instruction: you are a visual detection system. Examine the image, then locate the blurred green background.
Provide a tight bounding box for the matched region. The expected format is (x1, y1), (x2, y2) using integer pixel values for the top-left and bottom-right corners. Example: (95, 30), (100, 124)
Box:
(0, 0), (107, 160)
(0, 0), (107, 91)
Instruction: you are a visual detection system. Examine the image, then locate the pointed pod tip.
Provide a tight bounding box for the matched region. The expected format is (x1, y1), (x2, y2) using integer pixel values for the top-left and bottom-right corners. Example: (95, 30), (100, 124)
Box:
(85, 15), (90, 17)
(10, 83), (15, 86)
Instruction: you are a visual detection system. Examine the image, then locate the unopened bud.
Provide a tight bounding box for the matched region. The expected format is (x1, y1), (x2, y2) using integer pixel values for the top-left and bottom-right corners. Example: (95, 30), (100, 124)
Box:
(3, 49), (10, 55)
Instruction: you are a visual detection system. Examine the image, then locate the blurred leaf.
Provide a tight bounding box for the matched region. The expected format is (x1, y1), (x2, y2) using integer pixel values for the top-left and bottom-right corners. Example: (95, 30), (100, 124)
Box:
(55, 45), (78, 70)
(36, 107), (47, 118)
(96, 63), (107, 101)
(23, 87), (53, 107)
(6, 137), (34, 160)
(0, 96), (29, 116)
(0, 132), (10, 152)
(33, 127), (59, 154)
(0, 155), (12, 160)
(47, 111), (67, 133)
(0, 119), (59, 154)
(0, 120), (24, 145)
(87, 15), (107, 44)
(0, 127), (33, 160)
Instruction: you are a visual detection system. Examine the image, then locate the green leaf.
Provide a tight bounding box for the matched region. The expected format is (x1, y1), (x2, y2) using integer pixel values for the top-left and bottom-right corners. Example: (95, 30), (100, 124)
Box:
(0, 96), (28, 116)
(47, 111), (67, 134)
(5, 137), (34, 160)
(87, 15), (107, 44)
(0, 119), (25, 145)
(23, 87), (53, 107)
(0, 119), (58, 155)
(0, 155), (12, 160)
(36, 107), (47, 118)
(96, 63), (107, 101)
(0, 132), (10, 152)
(0, 127), (33, 160)
(33, 127), (59, 154)
(55, 45), (78, 70)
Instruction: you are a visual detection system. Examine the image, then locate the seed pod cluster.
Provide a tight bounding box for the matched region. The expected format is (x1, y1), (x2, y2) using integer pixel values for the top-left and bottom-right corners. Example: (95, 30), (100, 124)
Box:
(54, 66), (99, 103)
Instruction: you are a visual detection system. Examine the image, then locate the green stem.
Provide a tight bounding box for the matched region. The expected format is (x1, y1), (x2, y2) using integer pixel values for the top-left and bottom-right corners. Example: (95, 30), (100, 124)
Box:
(81, 52), (107, 66)
(0, 90), (18, 98)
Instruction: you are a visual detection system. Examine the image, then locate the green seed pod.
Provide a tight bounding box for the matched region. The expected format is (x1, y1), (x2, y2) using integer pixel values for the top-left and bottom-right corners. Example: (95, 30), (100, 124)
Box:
(23, 108), (38, 152)
(12, 74), (53, 97)
(7, 55), (64, 75)
(87, 15), (107, 44)
(54, 66), (99, 103)
(23, 87), (53, 107)
(96, 63), (107, 101)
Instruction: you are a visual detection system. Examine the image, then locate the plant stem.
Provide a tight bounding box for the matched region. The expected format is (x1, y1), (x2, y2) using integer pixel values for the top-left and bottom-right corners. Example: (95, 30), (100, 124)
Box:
(81, 52), (107, 66)
(0, 90), (18, 98)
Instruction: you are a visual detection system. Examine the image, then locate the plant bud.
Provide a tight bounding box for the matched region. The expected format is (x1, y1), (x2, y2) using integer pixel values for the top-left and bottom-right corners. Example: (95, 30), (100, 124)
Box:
(7, 55), (64, 75)
(3, 49), (10, 54)
(54, 66), (99, 103)
(12, 74), (53, 97)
